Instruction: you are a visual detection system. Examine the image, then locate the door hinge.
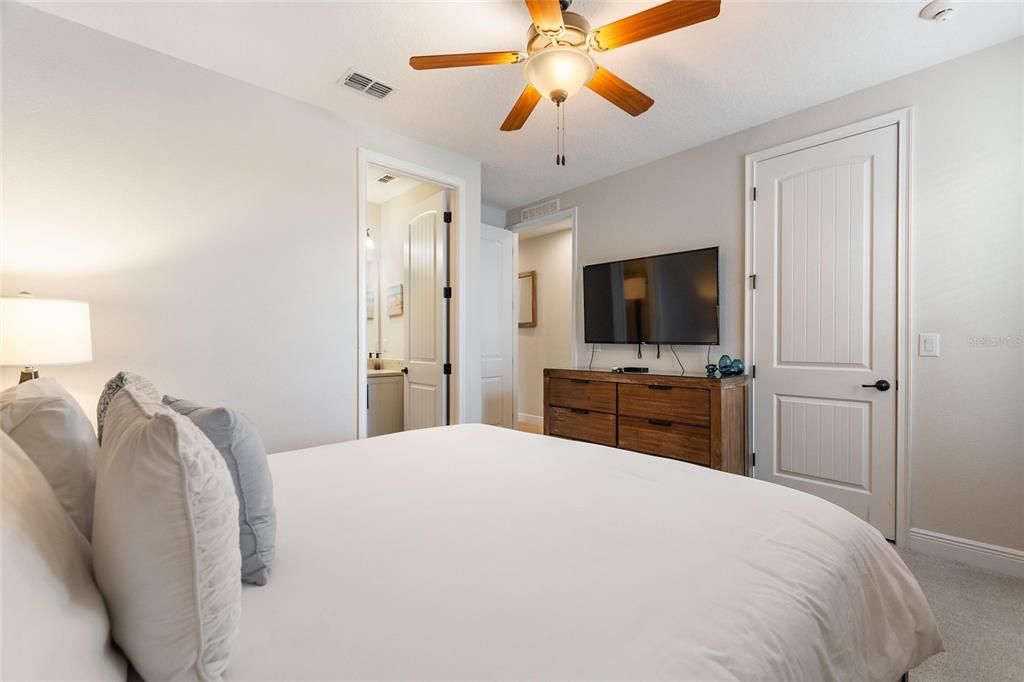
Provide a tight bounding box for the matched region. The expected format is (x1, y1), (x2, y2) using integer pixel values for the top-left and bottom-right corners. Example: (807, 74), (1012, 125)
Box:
(443, 363), (452, 375)
(752, 186), (757, 201)
(749, 274), (757, 290)
(752, 365), (756, 379)
(752, 452), (756, 467)
(443, 286), (452, 299)
(443, 211), (452, 223)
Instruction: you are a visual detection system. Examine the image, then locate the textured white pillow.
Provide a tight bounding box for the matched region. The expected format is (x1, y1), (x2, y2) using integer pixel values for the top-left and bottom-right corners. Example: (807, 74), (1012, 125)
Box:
(1, 431), (127, 680)
(93, 384), (241, 681)
(0, 377), (98, 538)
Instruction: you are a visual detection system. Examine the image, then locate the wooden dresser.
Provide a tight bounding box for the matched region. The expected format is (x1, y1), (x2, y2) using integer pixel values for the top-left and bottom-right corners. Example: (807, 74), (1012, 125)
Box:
(543, 368), (749, 476)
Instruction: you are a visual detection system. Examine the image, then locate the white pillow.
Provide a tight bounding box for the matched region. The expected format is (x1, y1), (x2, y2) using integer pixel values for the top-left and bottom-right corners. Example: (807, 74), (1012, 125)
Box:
(93, 384), (241, 681)
(1, 431), (127, 680)
(0, 377), (98, 539)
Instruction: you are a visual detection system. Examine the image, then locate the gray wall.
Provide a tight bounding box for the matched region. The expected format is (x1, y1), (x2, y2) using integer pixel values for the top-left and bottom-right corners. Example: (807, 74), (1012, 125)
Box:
(482, 203), (507, 228)
(516, 229), (573, 422)
(508, 38), (1024, 551)
(2, 4), (484, 452)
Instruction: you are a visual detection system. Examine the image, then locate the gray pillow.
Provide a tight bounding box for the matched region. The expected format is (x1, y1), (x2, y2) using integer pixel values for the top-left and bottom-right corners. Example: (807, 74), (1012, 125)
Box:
(163, 395), (276, 586)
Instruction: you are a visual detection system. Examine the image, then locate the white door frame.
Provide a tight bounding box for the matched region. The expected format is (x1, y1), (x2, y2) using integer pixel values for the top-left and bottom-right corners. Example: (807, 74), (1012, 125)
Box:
(744, 108), (912, 548)
(507, 207), (580, 428)
(357, 148), (468, 439)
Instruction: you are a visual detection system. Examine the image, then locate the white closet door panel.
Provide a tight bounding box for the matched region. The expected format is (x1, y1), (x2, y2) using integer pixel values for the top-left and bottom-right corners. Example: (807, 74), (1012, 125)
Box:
(754, 124), (898, 539)
(779, 158), (871, 368)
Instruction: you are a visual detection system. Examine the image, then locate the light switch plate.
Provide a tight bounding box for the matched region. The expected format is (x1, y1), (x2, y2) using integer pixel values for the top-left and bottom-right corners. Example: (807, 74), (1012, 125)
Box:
(919, 333), (940, 357)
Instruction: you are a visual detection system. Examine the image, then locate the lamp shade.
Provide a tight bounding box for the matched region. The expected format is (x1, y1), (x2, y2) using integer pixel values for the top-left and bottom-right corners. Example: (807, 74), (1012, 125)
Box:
(0, 297), (93, 366)
(523, 46), (596, 101)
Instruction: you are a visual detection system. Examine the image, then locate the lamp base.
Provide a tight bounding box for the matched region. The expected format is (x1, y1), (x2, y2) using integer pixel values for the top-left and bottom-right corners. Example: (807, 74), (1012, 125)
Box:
(18, 367), (39, 384)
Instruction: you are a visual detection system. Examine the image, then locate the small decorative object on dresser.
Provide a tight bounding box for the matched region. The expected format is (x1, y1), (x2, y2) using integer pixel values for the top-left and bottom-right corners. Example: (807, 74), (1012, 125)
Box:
(544, 368), (749, 475)
(717, 355), (746, 376)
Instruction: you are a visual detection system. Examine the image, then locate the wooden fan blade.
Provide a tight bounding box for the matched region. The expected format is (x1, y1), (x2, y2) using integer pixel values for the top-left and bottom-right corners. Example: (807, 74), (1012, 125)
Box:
(586, 66), (654, 116)
(410, 51), (523, 70)
(525, 0), (564, 34)
(500, 84), (543, 131)
(591, 0), (720, 51)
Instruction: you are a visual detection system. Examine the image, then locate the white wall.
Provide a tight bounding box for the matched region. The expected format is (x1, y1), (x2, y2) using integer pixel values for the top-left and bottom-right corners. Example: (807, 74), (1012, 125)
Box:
(1, 3), (483, 452)
(516, 229), (573, 421)
(377, 183), (443, 362)
(507, 38), (1024, 552)
(482, 203), (506, 228)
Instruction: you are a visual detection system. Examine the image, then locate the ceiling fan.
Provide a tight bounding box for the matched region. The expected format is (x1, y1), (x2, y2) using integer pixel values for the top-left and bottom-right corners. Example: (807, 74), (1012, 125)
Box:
(409, 0), (721, 165)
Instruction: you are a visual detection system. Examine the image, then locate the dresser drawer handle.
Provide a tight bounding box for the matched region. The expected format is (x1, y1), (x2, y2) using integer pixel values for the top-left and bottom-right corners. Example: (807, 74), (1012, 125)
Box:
(570, 379), (590, 384)
(570, 408), (590, 415)
(648, 419), (673, 427)
(648, 385), (672, 391)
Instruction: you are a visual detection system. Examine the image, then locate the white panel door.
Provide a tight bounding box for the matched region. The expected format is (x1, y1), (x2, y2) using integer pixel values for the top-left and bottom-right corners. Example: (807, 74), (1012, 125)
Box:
(753, 124), (898, 539)
(479, 224), (516, 428)
(404, 191), (446, 431)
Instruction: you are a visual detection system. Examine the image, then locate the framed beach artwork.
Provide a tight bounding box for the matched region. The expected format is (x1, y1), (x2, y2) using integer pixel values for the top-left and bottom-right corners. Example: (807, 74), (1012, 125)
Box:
(386, 284), (404, 317)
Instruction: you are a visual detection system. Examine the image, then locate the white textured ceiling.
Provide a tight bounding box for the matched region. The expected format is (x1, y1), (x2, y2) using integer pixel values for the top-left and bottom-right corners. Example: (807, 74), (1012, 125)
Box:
(366, 166), (424, 204)
(28, 1), (1024, 208)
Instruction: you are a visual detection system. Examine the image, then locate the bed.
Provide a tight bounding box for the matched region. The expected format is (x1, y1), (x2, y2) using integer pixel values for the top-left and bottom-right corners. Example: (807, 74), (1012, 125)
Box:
(227, 424), (941, 680)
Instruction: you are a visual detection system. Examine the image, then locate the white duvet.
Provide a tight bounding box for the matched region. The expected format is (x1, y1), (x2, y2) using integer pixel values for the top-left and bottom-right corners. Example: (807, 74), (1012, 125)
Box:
(227, 425), (941, 681)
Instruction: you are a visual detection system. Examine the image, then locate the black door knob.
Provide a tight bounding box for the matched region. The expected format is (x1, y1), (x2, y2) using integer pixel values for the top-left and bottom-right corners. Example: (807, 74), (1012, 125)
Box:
(401, 367), (409, 374)
(862, 379), (891, 391)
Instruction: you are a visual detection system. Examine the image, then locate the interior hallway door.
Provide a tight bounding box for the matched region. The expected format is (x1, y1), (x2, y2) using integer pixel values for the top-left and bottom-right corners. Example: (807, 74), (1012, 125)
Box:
(752, 124), (899, 539)
(404, 190), (448, 430)
(479, 224), (516, 428)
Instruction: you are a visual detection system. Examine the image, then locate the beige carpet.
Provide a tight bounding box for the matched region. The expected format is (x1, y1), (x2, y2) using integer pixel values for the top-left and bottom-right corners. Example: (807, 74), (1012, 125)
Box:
(898, 549), (1024, 681)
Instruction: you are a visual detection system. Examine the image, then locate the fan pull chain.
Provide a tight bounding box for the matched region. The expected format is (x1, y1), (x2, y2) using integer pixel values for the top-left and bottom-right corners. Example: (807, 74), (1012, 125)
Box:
(554, 100), (567, 166)
(562, 100), (567, 166)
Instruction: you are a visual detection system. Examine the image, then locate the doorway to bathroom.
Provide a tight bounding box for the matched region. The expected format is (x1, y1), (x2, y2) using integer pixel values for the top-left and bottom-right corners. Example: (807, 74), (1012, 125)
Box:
(358, 152), (464, 438)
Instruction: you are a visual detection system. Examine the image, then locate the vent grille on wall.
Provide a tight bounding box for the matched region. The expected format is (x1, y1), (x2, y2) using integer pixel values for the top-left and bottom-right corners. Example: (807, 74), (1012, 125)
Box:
(340, 71), (394, 100)
(521, 199), (560, 223)
(377, 174), (397, 184)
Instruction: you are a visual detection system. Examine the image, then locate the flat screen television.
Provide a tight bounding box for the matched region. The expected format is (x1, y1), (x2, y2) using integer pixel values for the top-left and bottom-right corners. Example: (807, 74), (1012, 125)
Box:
(583, 246), (719, 345)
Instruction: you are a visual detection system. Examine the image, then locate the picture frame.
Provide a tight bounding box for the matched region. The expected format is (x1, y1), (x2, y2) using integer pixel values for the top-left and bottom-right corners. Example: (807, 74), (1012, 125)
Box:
(518, 271), (537, 328)
(386, 284), (404, 317)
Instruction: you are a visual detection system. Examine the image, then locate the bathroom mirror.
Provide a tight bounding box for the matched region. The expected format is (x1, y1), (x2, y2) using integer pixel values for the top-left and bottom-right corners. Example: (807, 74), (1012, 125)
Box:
(518, 271), (537, 328)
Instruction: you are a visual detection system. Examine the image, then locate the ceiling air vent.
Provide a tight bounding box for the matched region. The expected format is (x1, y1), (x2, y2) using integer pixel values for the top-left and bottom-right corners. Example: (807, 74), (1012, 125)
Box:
(521, 198), (560, 223)
(340, 70), (394, 100)
(377, 174), (397, 184)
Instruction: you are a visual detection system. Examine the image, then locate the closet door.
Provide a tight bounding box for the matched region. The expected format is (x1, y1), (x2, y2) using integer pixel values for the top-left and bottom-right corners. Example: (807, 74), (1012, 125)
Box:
(752, 125), (898, 539)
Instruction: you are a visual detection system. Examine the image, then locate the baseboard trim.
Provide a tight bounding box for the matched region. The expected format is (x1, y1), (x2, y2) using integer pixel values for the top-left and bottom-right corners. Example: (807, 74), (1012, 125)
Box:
(909, 528), (1024, 578)
(518, 413), (544, 428)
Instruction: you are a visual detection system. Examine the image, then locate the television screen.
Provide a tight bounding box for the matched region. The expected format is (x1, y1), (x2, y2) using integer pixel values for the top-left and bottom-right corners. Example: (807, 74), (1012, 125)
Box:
(583, 247), (719, 345)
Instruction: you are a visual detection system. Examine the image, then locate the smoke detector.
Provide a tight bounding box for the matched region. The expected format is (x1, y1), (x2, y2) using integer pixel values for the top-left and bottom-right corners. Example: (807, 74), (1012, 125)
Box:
(920, 0), (955, 22)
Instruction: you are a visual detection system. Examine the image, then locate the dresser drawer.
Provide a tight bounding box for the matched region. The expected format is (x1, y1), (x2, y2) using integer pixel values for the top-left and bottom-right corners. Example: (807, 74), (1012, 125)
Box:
(619, 384), (710, 427)
(548, 377), (617, 414)
(548, 406), (617, 447)
(618, 416), (711, 466)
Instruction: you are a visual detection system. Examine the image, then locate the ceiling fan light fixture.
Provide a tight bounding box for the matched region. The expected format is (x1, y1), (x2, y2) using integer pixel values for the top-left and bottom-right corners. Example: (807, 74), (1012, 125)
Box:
(523, 46), (595, 102)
